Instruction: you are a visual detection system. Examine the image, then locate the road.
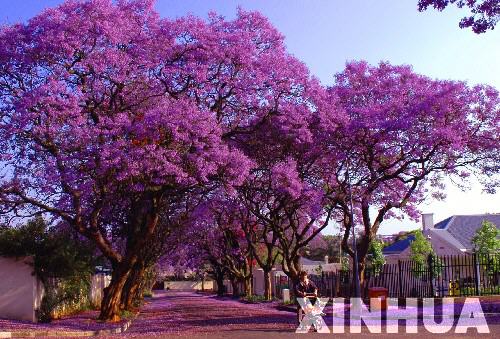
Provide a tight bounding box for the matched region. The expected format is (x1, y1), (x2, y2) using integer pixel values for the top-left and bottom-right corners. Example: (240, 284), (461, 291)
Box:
(107, 291), (500, 338)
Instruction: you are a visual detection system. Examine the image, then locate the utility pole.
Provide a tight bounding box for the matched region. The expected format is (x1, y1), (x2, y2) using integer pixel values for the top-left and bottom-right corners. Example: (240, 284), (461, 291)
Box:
(346, 160), (361, 298)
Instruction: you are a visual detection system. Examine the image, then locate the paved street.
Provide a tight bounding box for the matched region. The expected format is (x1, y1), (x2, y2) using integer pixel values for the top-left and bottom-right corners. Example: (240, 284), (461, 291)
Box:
(120, 291), (295, 337)
(106, 291), (500, 338)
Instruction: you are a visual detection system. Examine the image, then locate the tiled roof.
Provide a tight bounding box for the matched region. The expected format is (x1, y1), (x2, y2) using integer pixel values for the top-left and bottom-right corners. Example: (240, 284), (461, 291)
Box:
(442, 214), (500, 249)
(434, 216), (453, 229)
(426, 228), (466, 253)
(382, 214), (500, 256)
(382, 234), (416, 254)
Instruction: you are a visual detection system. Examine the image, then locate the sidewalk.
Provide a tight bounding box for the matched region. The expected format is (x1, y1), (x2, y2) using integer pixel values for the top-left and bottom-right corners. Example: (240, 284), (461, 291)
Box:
(0, 308), (134, 337)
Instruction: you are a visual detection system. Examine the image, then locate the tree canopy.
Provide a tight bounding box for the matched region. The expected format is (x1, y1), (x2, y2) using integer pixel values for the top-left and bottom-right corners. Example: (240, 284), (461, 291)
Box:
(0, 0), (498, 320)
(418, 0), (499, 33)
(472, 220), (500, 254)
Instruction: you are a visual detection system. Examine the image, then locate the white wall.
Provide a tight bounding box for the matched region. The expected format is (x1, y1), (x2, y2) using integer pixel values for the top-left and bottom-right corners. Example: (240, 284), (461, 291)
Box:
(89, 273), (111, 307)
(0, 257), (113, 322)
(0, 257), (42, 322)
(252, 269), (265, 296)
(164, 280), (213, 291)
(301, 263), (342, 274)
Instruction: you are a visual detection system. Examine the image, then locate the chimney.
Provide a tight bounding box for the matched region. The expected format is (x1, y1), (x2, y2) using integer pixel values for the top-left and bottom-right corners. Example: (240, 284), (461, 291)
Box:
(422, 213), (434, 230)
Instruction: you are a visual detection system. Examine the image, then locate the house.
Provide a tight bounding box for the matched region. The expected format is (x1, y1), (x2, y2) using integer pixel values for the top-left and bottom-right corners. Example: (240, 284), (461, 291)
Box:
(383, 213), (500, 263)
(425, 213), (500, 254)
(383, 234), (416, 259)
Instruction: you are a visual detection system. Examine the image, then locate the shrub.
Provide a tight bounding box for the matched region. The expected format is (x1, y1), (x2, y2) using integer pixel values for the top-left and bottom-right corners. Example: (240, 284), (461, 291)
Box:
(0, 217), (101, 322)
(243, 295), (274, 303)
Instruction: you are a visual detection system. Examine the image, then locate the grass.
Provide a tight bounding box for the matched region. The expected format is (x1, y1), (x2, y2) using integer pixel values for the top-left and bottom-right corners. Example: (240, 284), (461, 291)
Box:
(119, 309), (135, 320)
(460, 286), (500, 296)
(280, 298), (296, 306)
(242, 295), (278, 303)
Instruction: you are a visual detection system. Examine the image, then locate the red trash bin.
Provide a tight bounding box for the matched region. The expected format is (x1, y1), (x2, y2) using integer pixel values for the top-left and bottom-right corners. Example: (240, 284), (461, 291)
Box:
(368, 287), (388, 311)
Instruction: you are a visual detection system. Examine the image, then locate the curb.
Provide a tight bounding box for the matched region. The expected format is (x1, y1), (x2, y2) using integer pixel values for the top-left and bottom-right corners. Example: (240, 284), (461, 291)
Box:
(0, 317), (134, 337)
(276, 305), (296, 313)
(276, 305), (499, 319)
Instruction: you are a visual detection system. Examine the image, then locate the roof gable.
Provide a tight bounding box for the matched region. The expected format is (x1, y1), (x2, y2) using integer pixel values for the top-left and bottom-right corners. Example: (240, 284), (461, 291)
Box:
(444, 214), (500, 249)
(434, 216), (453, 229)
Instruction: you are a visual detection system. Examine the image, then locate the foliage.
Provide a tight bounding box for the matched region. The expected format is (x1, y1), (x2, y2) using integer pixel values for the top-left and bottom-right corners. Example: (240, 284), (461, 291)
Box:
(243, 295), (275, 303)
(418, 0), (499, 33)
(0, 0), (303, 319)
(472, 220), (500, 274)
(461, 285), (500, 295)
(394, 230), (420, 242)
(281, 297), (297, 305)
(319, 61), (499, 277)
(0, 217), (98, 321)
(368, 240), (386, 276)
(409, 230), (443, 278)
(472, 220), (500, 254)
(119, 309), (135, 320)
(0, 0), (498, 319)
(304, 235), (341, 263)
(0, 217), (97, 281)
(341, 254), (350, 271)
(409, 231), (433, 275)
(38, 276), (92, 323)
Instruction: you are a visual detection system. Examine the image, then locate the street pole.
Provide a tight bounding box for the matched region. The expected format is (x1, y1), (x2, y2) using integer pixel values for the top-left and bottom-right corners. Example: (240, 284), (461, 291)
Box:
(346, 160), (361, 298)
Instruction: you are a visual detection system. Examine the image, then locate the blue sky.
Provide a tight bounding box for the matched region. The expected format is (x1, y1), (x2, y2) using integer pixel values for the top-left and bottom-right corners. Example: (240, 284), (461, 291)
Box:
(1, 0), (499, 234)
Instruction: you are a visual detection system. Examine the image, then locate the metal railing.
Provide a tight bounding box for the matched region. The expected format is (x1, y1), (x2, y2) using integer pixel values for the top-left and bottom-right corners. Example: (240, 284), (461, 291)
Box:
(274, 252), (500, 299)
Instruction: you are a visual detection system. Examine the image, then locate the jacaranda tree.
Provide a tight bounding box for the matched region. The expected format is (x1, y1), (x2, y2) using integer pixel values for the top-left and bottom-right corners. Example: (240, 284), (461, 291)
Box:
(0, 0), (320, 320)
(1, 0), (498, 320)
(317, 61), (499, 281)
(418, 0), (499, 33)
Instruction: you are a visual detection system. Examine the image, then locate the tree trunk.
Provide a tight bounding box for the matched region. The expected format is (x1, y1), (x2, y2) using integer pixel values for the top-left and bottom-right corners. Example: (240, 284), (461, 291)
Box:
(280, 255), (301, 298)
(355, 235), (369, 286)
(263, 269), (272, 300)
(358, 255), (367, 286)
(341, 227), (370, 294)
(243, 276), (252, 298)
(99, 264), (133, 321)
(120, 263), (146, 311)
(288, 256), (301, 284)
(215, 270), (225, 296)
(231, 279), (239, 298)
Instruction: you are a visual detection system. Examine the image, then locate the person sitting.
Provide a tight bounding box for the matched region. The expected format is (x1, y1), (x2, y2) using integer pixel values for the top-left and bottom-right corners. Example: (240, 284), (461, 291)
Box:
(294, 271), (318, 324)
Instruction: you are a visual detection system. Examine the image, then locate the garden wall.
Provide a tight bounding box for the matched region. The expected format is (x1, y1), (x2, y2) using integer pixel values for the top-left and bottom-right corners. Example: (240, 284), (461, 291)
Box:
(0, 256), (111, 322)
(0, 256), (44, 322)
(164, 280), (214, 291)
(89, 273), (111, 307)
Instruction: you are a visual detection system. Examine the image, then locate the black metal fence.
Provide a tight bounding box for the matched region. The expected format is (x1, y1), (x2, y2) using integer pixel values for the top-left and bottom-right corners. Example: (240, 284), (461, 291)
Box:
(274, 252), (500, 299)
